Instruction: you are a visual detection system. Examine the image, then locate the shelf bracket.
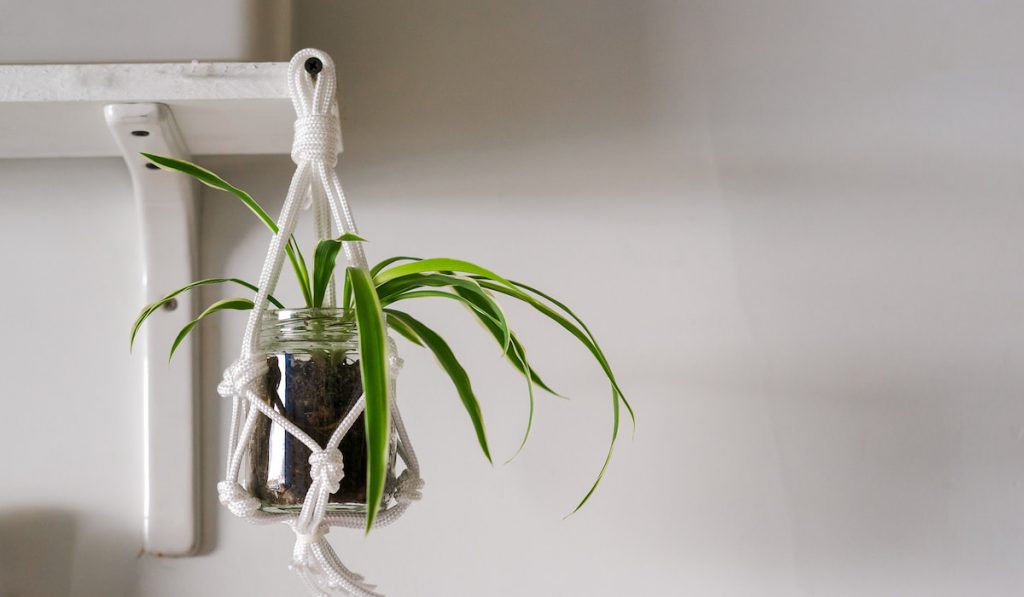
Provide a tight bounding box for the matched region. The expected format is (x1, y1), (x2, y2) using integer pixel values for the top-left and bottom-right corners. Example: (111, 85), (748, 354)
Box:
(105, 103), (199, 556)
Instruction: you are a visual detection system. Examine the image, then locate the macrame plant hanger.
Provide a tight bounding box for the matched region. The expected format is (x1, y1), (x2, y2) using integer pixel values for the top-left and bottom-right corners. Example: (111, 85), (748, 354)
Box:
(215, 48), (423, 597)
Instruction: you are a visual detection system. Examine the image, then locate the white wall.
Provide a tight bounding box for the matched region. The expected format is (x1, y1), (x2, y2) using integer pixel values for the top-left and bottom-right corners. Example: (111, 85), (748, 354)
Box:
(2, 1), (1023, 596)
(0, 0), (293, 63)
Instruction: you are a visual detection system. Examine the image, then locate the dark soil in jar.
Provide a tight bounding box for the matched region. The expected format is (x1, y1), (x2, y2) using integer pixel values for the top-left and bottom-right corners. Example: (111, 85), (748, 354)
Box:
(250, 351), (368, 509)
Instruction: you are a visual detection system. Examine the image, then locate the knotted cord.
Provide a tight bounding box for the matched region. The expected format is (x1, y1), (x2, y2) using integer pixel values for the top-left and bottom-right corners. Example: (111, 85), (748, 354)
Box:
(216, 49), (422, 597)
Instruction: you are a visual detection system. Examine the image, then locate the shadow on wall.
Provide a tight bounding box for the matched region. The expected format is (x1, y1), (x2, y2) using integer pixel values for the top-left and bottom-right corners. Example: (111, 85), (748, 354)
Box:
(297, 0), (658, 165)
(0, 509), (75, 597)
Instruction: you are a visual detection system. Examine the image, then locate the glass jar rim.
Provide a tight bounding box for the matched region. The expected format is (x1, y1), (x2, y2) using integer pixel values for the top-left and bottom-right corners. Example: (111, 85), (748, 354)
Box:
(262, 307), (355, 321)
(259, 307), (358, 348)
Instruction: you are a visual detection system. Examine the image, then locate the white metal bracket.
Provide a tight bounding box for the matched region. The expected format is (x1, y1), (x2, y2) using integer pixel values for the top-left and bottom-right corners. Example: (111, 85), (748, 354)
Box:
(105, 103), (199, 556)
(1, 61), (292, 557)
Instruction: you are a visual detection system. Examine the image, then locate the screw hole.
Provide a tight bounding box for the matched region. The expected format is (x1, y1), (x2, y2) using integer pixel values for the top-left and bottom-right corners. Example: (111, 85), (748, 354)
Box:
(305, 57), (323, 79)
(131, 130), (150, 137)
(162, 298), (178, 311)
(145, 163), (159, 170)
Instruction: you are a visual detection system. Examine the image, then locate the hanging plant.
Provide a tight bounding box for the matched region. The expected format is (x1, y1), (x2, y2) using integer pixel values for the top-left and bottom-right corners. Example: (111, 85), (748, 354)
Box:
(130, 49), (633, 597)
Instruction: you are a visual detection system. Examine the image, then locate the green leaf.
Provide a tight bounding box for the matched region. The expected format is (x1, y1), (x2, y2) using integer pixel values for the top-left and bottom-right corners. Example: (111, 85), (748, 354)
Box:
(370, 256), (421, 278)
(381, 290), (504, 329)
(342, 274), (353, 311)
(473, 279), (630, 511)
(375, 273), (467, 303)
(385, 313), (424, 346)
(385, 309), (492, 464)
(381, 279), (549, 460)
(347, 267), (391, 533)
(475, 279), (634, 427)
(569, 387), (619, 515)
(450, 286), (561, 397)
(504, 336), (536, 463)
(291, 239), (313, 308)
(341, 239), (378, 312)
(169, 298), (254, 360)
(142, 153), (278, 232)
(312, 240), (342, 308)
(448, 286), (552, 462)
(375, 273), (512, 353)
(507, 280), (602, 359)
(373, 258), (517, 294)
(141, 153), (312, 307)
(519, 281), (635, 429)
(312, 233), (366, 307)
(131, 277), (283, 351)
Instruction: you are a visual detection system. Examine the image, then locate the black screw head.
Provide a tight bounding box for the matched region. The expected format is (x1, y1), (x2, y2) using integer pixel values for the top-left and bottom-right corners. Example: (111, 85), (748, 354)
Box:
(304, 57), (323, 78)
(131, 130), (150, 137)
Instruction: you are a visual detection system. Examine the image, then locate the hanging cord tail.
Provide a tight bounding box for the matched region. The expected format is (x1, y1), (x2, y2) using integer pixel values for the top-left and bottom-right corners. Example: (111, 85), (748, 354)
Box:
(290, 523), (384, 597)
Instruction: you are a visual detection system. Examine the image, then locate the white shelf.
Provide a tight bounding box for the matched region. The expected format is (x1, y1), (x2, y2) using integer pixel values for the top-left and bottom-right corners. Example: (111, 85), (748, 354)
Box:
(0, 62), (292, 158)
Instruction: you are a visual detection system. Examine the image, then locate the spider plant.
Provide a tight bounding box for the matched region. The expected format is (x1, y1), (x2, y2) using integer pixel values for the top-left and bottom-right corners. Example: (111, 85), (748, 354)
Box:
(131, 153), (634, 532)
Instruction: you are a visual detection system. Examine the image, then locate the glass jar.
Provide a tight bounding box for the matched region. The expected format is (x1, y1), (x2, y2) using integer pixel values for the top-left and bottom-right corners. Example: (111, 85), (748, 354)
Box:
(248, 308), (396, 513)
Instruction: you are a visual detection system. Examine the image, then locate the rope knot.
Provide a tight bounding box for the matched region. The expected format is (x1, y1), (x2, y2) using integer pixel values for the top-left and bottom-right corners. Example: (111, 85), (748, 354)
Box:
(309, 448), (345, 495)
(292, 523), (329, 546)
(395, 469), (424, 505)
(217, 355), (269, 399)
(292, 113), (341, 166)
(217, 481), (260, 518)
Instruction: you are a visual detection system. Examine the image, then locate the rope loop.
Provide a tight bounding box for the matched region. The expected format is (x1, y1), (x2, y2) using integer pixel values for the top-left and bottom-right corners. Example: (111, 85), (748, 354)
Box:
(288, 48), (342, 168)
(309, 448), (346, 495)
(293, 523), (329, 546)
(292, 113), (341, 166)
(218, 354), (269, 399)
(218, 481), (261, 518)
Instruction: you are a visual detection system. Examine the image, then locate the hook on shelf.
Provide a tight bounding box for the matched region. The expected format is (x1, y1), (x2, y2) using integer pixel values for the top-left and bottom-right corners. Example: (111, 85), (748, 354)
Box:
(304, 57), (323, 79)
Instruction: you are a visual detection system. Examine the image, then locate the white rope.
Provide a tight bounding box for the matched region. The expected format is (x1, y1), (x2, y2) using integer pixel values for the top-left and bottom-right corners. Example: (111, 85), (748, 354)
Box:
(290, 523), (385, 597)
(215, 49), (423, 597)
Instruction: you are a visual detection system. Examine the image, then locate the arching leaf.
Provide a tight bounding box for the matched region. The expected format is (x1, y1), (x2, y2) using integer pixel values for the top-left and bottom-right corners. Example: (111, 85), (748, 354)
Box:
(312, 233), (366, 307)
(473, 279), (631, 512)
(348, 267), (390, 533)
(376, 273), (511, 352)
(384, 309), (492, 465)
(169, 298), (255, 360)
(131, 278), (282, 351)
(450, 286), (560, 397)
(141, 153), (312, 306)
(370, 255), (421, 278)
(372, 258), (517, 294)
(385, 312), (424, 346)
